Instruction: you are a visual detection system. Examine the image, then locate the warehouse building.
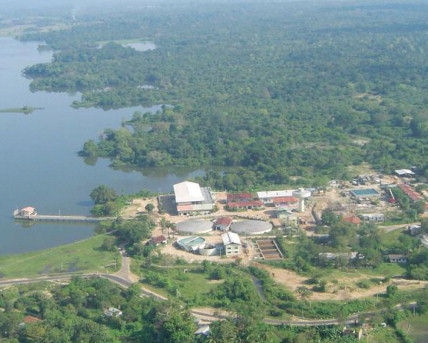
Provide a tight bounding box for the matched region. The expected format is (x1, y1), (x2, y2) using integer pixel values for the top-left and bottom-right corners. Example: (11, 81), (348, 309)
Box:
(173, 181), (215, 216)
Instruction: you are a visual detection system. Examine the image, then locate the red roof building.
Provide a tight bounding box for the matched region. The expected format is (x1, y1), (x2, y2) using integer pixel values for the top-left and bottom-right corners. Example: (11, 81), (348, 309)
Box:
(343, 216), (361, 225)
(398, 184), (424, 202)
(148, 235), (167, 246)
(213, 217), (233, 231)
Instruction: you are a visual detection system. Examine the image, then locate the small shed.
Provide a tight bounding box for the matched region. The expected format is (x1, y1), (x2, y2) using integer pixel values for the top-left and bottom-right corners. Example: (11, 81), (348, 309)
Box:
(213, 217), (233, 231)
(195, 325), (210, 336)
(148, 235), (167, 246)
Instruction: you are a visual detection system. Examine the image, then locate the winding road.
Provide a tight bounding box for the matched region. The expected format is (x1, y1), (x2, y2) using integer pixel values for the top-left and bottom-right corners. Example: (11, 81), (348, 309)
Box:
(0, 251), (416, 327)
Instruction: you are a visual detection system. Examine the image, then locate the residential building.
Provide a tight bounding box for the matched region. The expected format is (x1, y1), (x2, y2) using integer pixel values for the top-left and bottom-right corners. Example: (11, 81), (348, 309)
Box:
(398, 183), (424, 202)
(360, 213), (384, 222)
(343, 216), (361, 225)
(148, 235), (167, 246)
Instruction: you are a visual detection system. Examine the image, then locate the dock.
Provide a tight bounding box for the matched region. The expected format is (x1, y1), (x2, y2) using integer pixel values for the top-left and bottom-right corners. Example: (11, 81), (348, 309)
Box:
(13, 207), (116, 223)
(13, 214), (116, 223)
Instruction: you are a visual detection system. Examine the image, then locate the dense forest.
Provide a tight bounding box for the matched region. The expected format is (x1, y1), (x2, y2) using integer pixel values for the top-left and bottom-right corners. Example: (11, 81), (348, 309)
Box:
(21, 1), (428, 190)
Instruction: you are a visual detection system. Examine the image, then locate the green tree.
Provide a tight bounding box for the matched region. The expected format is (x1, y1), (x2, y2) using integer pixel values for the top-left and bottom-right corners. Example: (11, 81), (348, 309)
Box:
(386, 284), (398, 298)
(154, 302), (196, 343)
(145, 203), (155, 212)
(90, 185), (117, 205)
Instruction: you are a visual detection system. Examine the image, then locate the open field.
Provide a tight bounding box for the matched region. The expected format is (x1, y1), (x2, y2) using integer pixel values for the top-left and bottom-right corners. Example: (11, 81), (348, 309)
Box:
(253, 262), (426, 301)
(137, 264), (222, 301)
(399, 314), (428, 343)
(0, 234), (120, 278)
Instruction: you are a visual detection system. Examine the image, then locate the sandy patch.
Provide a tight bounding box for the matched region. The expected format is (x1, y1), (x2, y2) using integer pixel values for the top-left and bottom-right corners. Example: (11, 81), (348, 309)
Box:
(251, 263), (428, 301)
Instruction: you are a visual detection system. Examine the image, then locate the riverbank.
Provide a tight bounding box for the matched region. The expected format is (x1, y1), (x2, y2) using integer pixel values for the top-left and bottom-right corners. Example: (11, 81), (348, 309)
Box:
(0, 234), (119, 278)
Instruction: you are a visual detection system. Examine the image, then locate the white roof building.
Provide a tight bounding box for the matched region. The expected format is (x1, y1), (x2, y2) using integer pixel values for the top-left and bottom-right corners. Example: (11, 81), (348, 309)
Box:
(221, 232), (241, 246)
(395, 169), (415, 176)
(104, 307), (122, 317)
(195, 325), (210, 336)
(174, 181), (205, 203)
(257, 190), (295, 201)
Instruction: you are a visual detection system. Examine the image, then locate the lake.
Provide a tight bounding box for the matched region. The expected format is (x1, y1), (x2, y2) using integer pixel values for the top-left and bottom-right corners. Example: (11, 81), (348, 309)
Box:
(0, 37), (202, 255)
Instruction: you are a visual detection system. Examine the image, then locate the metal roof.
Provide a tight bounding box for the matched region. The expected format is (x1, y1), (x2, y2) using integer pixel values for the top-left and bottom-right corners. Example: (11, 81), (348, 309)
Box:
(395, 169), (415, 176)
(221, 232), (241, 246)
(257, 190), (295, 199)
(174, 181), (204, 203)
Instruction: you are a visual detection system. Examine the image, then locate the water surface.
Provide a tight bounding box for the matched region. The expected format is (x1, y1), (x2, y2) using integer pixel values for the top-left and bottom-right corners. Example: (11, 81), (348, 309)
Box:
(0, 37), (200, 255)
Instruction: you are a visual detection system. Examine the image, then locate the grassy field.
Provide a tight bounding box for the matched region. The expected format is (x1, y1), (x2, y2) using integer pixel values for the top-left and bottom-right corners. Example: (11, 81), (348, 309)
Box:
(0, 235), (120, 278)
(139, 265), (220, 301)
(365, 327), (401, 343)
(399, 314), (428, 343)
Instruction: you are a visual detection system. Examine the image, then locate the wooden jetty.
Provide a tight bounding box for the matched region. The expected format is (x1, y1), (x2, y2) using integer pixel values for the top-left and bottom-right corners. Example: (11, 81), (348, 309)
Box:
(13, 207), (115, 223)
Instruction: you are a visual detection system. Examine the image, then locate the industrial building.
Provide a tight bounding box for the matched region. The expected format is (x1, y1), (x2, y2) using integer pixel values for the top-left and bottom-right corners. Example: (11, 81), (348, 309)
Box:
(257, 190), (295, 204)
(221, 232), (241, 256)
(176, 236), (206, 253)
(226, 193), (263, 210)
(173, 181), (215, 216)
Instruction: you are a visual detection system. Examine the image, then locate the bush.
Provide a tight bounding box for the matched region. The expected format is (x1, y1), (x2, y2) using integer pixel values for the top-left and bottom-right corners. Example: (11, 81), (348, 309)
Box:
(356, 280), (371, 289)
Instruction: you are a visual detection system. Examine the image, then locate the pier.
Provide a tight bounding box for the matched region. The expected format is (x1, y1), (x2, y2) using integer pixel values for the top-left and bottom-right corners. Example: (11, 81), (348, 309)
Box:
(13, 207), (116, 223)
(13, 214), (116, 223)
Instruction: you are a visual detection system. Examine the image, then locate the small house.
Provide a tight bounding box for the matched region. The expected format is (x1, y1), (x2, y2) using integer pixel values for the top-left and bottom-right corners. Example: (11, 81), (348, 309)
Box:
(148, 235), (167, 246)
(104, 307), (123, 317)
(343, 216), (361, 226)
(360, 213), (384, 222)
(388, 254), (407, 263)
